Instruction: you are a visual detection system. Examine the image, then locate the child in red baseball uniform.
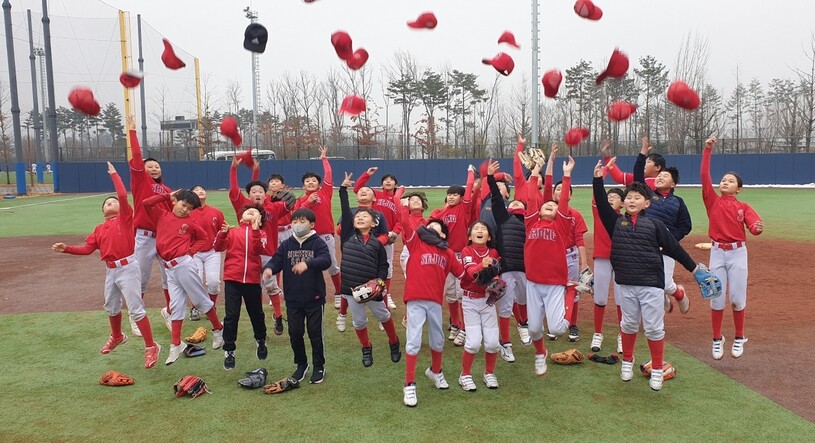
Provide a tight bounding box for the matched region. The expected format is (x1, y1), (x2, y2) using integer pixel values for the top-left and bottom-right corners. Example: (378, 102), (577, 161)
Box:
(189, 185), (225, 321)
(701, 136), (764, 360)
(602, 136), (664, 189)
(52, 162), (160, 369)
(143, 190), (224, 365)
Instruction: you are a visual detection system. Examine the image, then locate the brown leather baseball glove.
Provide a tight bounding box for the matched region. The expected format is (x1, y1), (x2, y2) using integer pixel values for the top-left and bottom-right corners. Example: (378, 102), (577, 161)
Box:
(550, 349), (585, 365)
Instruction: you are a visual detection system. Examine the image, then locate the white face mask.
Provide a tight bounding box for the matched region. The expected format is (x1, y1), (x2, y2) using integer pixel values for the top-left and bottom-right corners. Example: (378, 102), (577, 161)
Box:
(292, 224), (311, 237)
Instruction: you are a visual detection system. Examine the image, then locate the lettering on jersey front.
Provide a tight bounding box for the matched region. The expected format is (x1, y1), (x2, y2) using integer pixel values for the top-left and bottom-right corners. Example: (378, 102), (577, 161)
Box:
(528, 227), (557, 241)
(377, 198), (397, 213)
(178, 223), (189, 236)
(442, 214), (457, 226)
(420, 252), (448, 269)
(288, 249), (314, 266)
(737, 209), (744, 222)
(151, 184), (168, 194)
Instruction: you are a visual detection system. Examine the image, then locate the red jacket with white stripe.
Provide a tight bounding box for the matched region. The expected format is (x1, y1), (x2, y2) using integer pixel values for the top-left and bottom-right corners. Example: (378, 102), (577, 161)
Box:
(214, 222), (264, 284)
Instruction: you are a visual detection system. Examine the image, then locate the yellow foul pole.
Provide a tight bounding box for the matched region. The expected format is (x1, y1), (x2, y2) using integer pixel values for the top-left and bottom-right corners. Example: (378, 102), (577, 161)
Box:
(118, 10), (134, 161)
(195, 57), (203, 160)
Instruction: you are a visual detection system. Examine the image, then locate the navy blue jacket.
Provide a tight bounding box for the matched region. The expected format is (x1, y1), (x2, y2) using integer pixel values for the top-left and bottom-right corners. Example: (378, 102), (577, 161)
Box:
(263, 231), (331, 308)
(633, 154), (692, 241)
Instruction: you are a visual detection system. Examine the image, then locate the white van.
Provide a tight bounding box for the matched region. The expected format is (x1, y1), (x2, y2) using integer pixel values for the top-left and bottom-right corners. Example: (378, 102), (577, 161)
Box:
(204, 149), (276, 161)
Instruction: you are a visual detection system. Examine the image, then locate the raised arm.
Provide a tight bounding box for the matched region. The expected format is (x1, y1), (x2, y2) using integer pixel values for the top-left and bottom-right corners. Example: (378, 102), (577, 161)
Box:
(228, 159), (247, 214)
(592, 161), (618, 238)
(700, 136), (718, 209)
(464, 167), (475, 203)
(320, 146), (333, 188)
(143, 193), (172, 222)
(108, 162), (132, 222)
(557, 157), (574, 215)
(353, 166), (376, 194)
(513, 135), (528, 202)
(339, 173), (354, 245)
(543, 144), (557, 201)
(487, 162), (510, 224)
(57, 231), (99, 256)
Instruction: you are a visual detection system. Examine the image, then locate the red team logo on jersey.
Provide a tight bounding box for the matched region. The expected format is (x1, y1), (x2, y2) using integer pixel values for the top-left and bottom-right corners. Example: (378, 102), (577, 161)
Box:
(377, 198), (397, 213)
(178, 223), (189, 236)
(442, 214), (457, 225)
(528, 227), (557, 241)
(151, 184), (168, 194)
(737, 209), (745, 222)
(420, 253), (448, 268)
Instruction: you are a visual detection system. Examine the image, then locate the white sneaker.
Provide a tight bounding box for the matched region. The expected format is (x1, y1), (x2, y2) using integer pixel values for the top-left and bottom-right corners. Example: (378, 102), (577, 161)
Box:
(500, 343), (516, 363)
(617, 333), (623, 354)
(731, 337), (748, 358)
(165, 343), (186, 365)
(453, 329), (466, 347)
(483, 373), (499, 389)
(546, 333), (558, 341)
(448, 326), (459, 341)
(621, 359), (634, 381)
(333, 294), (341, 310)
(712, 338), (725, 360)
(403, 383), (417, 407)
(517, 325), (532, 345)
(212, 329), (224, 350)
(649, 368), (664, 391)
(387, 294), (397, 311)
(534, 353), (548, 376)
(378, 322), (384, 331)
(590, 333), (604, 352)
(129, 316), (143, 337)
(425, 367), (449, 389)
(458, 374), (477, 391)
(160, 307), (172, 332)
(336, 314), (347, 332)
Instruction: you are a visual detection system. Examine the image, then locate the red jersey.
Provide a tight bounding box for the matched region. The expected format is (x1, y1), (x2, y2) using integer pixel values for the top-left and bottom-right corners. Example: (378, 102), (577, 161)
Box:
(562, 207), (588, 249)
(229, 164), (290, 255)
(294, 157), (335, 235)
(429, 170), (474, 252)
(63, 173), (135, 261)
(701, 147), (763, 243)
(513, 141), (529, 204)
(400, 206), (465, 304)
(190, 205), (225, 251)
(128, 129), (172, 231)
(353, 172), (402, 235)
(603, 155), (657, 189)
(252, 167), (294, 228)
(523, 176), (572, 285)
(460, 244), (501, 295)
(143, 194), (209, 261)
(214, 222), (264, 284)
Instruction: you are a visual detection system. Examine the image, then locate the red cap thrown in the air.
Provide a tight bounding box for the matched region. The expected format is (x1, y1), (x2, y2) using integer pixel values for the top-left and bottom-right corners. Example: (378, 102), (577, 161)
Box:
(482, 52), (515, 76)
(607, 101), (638, 122)
(498, 31), (520, 49)
(542, 69), (563, 98)
(220, 116), (242, 147)
(564, 127), (590, 147)
(119, 70), (143, 89)
(596, 48), (628, 85)
(331, 31), (353, 61)
(407, 12), (437, 30)
(346, 48), (369, 70)
(235, 148), (255, 169)
(68, 87), (101, 116)
(161, 38), (186, 70)
(574, 0), (603, 21)
(667, 81), (701, 110)
(339, 95), (366, 116)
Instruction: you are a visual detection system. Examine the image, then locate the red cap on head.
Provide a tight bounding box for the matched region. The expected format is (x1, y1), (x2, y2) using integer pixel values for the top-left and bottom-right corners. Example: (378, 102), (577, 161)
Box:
(220, 116), (242, 147)
(331, 31), (353, 61)
(235, 148), (255, 169)
(482, 52), (515, 76)
(119, 70), (143, 89)
(574, 0), (603, 20)
(68, 87), (101, 116)
(407, 12), (437, 29)
(564, 127), (590, 147)
(339, 95), (366, 116)
(161, 38), (186, 70)
(542, 69), (563, 98)
(346, 48), (369, 70)
(596, 48), (629, 85)
(498, 31), (520, 49)
(667, 81), (701, 110)
(607, 101), (638, 122)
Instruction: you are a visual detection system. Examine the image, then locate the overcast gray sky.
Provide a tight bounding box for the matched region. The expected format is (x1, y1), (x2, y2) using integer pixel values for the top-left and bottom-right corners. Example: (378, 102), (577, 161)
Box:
(4, 0), (815, 129)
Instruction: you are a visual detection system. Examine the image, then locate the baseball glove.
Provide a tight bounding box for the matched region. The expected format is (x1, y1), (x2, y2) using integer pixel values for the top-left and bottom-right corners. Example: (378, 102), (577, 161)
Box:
(100, 370), (134, 386)
(485, 277), (507, 306)
(386, 231), (398, 245)
(694, 242), (712, 250)
(184, 344), (206, 358)
(264, 377), (301, 394)
(273, 189), (297, 208)
(473, 259), (501, 286)
(173, 375), (210, 399)
(550, 348), (584, 365)
(588, 353), (619, 365)
(576, 267), (594, 294)
(694, 264), (723, 300)
(352, 278), (386, 304)
(238, 368), (268, 389)
(517, 148), (547, 170)
(185, 327), (208, 344)
(640, 360), (676, 381)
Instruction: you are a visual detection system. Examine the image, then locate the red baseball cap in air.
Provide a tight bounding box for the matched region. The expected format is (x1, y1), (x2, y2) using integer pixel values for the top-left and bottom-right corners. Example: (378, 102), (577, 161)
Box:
(346, 48), (369, 70)
(235, 148), (255, 169)
(68, 87), (101, 116)
(220, 117), (242, 147)
(564, 127), (590, 147)
(119, 70), (143, 89)
(607, 101), (637, 122)
(161, 38), (186, 70)
(498, 31), (520, 49)
(667, 81), (701, 110)
(339, 95), (366, 116)
(331, 31), (353, 61)
(482, 53), (515, 76)
(542, 69), (563, 98)
(407, 12), (437, 30)
(574, 0), (603, 20)
(596, 48), (628, 85)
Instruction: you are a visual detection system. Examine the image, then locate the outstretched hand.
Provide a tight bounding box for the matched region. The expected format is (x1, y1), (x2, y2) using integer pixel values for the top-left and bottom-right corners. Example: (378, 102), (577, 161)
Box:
(366, 166), (378, 176)
(341, 172), (354, 188)
(52, 242), (66, 252)
(232, 157), (242, 169)
(705, 136), (717, 149)
(593, 160), (604, 178)
(487, 160), (500, 176)
(600, 139), (611, 157)
(319, 146), (328, 159)
(107, 161), (116, 175)
(563, 156), (575, 175)
(640, 136), (652, 155)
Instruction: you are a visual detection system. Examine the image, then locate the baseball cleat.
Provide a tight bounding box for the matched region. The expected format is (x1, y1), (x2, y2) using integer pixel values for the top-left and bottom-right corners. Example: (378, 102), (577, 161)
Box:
(674, 285), (689, 314)
(144, 343), (160, 369)
(333, 294), (342, 310)
(389, 342), (402, 363)
(129, 316), (143, 337)
(500, 343), (515, 363)
(336, 314), (347, 332)
(425, 367), (449, 389)
(362, 346), (374, 367)
(458, 374), (477, 392)
(448, 326), (459, 341)
(731, 337), (748, 358)
(483, 373), (499, 389)
(403, 383), (418, 407)
(387, 294), (397, 311)
(712, 338), (725, 360)
(160, 307), (172, 332)
(165, 343), (186, 365)
(534, 353), (548, 376)
(568, 325), (580, 342)
(100, 333), (128, 354)
(590, 333), (604, 352)
(453, 329), (466, 347)
(517, 325), (532, 345)
(212, 328), (224, 350)
(649, 368), (664, 391)
(621, 359), (635, 381)
(546, 333), (558, 341)
(189, 307), (201, 321)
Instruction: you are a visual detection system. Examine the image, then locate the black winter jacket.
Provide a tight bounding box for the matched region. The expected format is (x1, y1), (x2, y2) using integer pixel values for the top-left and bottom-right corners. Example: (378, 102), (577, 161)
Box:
(488, 175), (525, 273)
(339, 186), (388, 295)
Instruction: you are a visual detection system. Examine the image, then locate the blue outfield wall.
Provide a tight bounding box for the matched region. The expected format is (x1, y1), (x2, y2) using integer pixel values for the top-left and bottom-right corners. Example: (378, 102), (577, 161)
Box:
(56, 153), (815, 193)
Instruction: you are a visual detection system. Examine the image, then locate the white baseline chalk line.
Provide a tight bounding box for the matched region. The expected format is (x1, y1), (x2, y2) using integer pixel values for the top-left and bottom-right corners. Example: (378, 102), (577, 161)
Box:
(0, 193), (109, 211)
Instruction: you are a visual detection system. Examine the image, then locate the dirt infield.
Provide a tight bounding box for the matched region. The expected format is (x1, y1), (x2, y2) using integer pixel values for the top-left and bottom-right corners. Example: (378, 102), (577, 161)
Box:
(2, 234), (812, 422)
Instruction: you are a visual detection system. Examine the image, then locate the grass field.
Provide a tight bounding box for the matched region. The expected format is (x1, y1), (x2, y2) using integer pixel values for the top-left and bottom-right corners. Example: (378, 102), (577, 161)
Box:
(0, 171), (54, 185)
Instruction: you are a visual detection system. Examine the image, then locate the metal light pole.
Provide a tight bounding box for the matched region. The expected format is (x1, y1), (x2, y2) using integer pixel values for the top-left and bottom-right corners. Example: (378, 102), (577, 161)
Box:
(244, 6), (260, 153)
(531, 0), (540, 148)
(42, 0), (60, 191)
(27, 10), (44, 183)
(3, 0), (26, 195)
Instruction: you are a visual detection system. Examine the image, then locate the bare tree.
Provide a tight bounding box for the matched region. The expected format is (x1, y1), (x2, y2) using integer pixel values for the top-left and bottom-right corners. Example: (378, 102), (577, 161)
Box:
(224, 80), (243, 116)
(510, 75), (531, 140)
(384, 51), (420, 159)
(794, 32), (815, 152)
(666, 33), (710, 152)
(474, 74), (502, 158)
(0, 81), (12, 183)
(321, 69), (345, 149)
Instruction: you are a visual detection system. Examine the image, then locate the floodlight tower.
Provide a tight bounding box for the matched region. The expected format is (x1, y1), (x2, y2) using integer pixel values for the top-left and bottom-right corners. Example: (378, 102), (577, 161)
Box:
(244, 6), (260, 152)
(531, 0), (540, 148)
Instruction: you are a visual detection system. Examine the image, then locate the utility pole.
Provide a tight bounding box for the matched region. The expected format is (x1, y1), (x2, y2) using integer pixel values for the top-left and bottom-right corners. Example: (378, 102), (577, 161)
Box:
(243, 6), (260, 153)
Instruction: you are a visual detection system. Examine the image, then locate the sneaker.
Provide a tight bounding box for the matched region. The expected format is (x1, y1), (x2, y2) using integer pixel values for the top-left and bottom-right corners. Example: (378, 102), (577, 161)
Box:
(274, 316), (284, 336)
(568, 325), (580, 342)
(160, 307), (172, 332)
(458, 374), (477, 391)
(189, 307), (201, 321)
(100, 333), (128, 354)
(165, 343), (186, 365)
(712, 338), (725, 360)
(649, 368), (664, 391)
(389, 341), (402, 363)
(310, 366), (325, 384)
(517, 325), (532, 345)
(483, 372), (499, 389)
(425, 367), (449, 389)
(403, 383), (418, 407)
(212, 328), (224, 350)
(674, 285), (689, 314)
(546, 333), (558, 341)
(257, 339), (268, 360)
(448, 326), (459, 341)
(535, 353), (548, 376)
(387, 294), (397, 311)
(129, 316), (142, 337)
(378, 322), (384, 331)
(621, 359), (634, 381)
(500, 343), (516, 363)
(453, 328), (466, 347)
(224, 351), (236, 370)
(144, 343), (160, 369)
(292, 364), (309, 382)
(336, 314), (347, 332)
(664, 293), (674, 313)
(590, 333), (604, 352)
(617, 333), (623, 354)
(333, 294), (341, 310)
(362, 346), (374, 367)
(731, 337), (748, 358)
